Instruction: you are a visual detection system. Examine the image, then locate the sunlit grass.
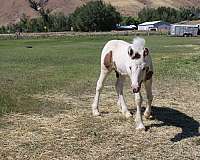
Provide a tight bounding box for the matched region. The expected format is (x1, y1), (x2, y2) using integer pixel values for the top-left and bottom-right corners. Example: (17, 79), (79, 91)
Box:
(0, 35), (200, 114)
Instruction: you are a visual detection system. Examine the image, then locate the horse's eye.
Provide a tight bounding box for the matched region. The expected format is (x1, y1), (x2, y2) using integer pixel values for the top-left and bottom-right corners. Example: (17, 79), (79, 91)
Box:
(129, 49), (134, 56)
(129, 67), (132, 70)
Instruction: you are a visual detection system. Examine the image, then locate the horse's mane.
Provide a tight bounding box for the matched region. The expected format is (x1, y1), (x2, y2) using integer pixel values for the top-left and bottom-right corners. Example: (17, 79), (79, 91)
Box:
(132, 37), (145, 51)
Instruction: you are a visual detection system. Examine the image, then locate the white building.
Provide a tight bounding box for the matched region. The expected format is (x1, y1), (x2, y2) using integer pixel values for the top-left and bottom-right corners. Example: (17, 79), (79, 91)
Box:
(138, 20), (171, 31)
(170, 24), (199, 36)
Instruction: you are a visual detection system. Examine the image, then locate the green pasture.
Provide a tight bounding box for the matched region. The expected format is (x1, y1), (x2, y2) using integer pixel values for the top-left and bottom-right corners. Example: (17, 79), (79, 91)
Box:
(0, 35), (200, 114)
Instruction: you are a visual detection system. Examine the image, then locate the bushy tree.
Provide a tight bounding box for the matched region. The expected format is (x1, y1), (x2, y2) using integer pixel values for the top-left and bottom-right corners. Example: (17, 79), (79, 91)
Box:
(0, 26), (7, 34)
(69, 0), (121, 32)
(138, 7), (180, 23)
(48, 13), (70, 32)
(24, 0), (70, 32)
(138, 6), (200, 23)
(28, 0), (51, 29)
(121, 16), (140, 26)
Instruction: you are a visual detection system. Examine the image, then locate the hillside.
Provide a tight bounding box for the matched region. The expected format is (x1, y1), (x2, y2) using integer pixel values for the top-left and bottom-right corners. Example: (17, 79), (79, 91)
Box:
(1, 0), (200, 26)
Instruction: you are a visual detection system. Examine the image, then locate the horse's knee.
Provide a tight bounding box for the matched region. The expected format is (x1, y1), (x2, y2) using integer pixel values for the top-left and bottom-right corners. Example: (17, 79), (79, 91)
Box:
(96, 81), (103, 92)
(115, 80), (123, 91)
(147, 94), (153, 101)
(135, 93), (143, 105)
(145, 84), (153, 101)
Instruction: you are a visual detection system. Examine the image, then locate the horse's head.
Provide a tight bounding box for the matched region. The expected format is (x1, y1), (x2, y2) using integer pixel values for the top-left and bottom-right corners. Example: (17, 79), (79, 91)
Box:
(127, 37), (150, 93)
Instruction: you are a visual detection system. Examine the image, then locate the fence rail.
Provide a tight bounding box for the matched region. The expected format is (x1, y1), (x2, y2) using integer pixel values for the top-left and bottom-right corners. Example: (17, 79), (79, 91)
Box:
(0, 31), (169, 39)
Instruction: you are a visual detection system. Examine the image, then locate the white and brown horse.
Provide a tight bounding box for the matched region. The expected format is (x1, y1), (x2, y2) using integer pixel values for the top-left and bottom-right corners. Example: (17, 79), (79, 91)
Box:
(92, 37), (153, 130)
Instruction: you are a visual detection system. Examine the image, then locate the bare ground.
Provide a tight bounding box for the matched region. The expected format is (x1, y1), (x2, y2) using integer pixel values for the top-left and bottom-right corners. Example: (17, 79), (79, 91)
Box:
(0, 80), (200, 160)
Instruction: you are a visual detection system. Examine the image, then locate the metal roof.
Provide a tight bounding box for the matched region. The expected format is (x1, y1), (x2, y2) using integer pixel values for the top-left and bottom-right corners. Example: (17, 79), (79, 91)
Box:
(138, 20), (162, 26)
(172, 24), (198, 27)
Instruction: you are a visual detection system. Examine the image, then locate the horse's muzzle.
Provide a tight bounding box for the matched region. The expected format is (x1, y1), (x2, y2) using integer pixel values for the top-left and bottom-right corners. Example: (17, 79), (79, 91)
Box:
(132, 86), (140, 93)
(132, 81), (142, 93)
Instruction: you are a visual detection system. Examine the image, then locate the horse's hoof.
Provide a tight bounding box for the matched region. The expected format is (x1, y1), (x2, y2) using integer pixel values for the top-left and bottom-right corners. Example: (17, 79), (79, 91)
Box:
(144, 112), (153, 119)
(93, 110), (100, 116)
(122, 111), (132, 118)
(136, 123), (146, 131)
(125, 111), (132, 118)
(144, 114), (154, 120)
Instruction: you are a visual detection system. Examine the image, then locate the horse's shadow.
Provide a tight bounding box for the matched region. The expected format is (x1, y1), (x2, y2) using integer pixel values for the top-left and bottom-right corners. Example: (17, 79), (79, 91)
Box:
(102, 105), (199, 142)
(146, 106), (200, 142)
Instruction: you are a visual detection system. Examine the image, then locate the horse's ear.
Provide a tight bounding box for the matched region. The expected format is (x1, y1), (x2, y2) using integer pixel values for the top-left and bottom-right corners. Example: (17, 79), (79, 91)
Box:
(128, 46), (134, 57)
(143, 48), (149, 57)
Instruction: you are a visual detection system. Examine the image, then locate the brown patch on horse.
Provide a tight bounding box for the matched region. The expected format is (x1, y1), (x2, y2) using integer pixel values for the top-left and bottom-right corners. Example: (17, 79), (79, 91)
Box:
(144, 48), (149, 57)
(146, 71), (153, 80)
(104, 51), (113, 70)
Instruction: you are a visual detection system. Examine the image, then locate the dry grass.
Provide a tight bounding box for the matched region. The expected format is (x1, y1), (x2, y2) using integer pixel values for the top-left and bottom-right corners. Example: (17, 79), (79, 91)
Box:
(0, 79), (200, 160)
(104, 0), (200, 16)
(1, 35), (200, 159)
(1, 0), (200, 25)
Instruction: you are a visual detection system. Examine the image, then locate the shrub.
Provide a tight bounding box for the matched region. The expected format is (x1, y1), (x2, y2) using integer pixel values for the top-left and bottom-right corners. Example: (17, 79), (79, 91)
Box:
(69, 0), (121, 32)
(138, 6), (200, 23)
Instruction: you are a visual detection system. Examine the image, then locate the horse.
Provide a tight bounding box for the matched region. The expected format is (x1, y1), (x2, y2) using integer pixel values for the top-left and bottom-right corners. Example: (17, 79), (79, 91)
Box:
(92, 37), (153, 130)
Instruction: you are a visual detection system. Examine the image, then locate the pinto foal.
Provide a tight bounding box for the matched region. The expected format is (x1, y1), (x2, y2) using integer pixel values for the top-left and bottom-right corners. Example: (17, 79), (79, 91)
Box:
(92, 37), (153, 130)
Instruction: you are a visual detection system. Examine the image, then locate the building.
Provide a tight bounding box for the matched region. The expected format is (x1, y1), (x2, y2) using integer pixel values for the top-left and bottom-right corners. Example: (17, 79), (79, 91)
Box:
(174, 20), (200, 35)
(138, 20), (171, 31)
(116, 24), (137, 31)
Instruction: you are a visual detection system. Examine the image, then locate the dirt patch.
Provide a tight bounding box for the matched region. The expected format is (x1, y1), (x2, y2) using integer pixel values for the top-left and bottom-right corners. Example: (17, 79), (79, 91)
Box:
(0, 80), (200, 159)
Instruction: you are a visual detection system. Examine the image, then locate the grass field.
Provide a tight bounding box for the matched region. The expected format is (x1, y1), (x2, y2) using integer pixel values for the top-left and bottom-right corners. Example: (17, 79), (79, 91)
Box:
(0, 35), (200, 159)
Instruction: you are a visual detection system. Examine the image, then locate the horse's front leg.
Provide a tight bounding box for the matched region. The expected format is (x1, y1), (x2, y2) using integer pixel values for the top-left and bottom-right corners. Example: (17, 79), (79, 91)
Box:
(115, 75), (131, 118)
(135, 92), (145, 130)
(144, 78), (153, 119)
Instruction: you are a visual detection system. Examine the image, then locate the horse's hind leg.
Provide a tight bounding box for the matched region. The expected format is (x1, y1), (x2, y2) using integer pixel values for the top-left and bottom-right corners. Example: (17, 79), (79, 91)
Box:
(115, 75), (131, 118)
(92, 69), (108, 116)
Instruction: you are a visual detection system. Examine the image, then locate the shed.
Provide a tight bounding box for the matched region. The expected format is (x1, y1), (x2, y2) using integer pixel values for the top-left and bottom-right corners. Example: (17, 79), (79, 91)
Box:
(170, 24), (199, 36)
(138, 20), (171, 31)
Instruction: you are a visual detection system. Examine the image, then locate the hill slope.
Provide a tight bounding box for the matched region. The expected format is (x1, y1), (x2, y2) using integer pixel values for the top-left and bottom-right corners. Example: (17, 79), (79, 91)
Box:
(1, 0), (200, 26)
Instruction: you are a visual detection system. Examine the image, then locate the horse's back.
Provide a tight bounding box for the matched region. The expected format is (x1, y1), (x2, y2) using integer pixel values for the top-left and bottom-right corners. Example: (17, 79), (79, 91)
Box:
(101, 40), (130, 61)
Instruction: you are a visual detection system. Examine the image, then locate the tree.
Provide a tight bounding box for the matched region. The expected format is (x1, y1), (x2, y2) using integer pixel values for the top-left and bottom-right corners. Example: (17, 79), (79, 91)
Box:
(138, 6), (200, 23)
(69, 0), (121, 32)
(48, 13), (70, 32)
(28, 0), (51, 29)
(121, 16), (140, 26)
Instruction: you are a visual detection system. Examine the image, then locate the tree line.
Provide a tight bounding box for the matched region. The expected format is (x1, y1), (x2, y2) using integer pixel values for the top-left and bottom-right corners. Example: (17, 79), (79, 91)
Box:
(138, 7), (200, 23)
(0, 0), (200, 34)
